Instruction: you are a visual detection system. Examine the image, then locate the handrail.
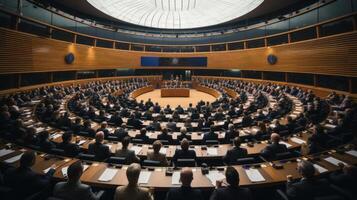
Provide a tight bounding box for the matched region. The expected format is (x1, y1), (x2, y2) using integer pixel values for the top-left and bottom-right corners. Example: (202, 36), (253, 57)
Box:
(0, 3), (356, 51)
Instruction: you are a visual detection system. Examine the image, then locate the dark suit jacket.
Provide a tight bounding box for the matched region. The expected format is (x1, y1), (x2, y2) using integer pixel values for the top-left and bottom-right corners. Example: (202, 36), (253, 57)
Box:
(57, 142), (80, 157)
(286, 178), (332, 200)
(4, 167), (55, 199)
(157, 133), (174, 144)
(134, 134), (150, 144)
(54, 181), (99, 200)
(172, 149), (196, 164)
(261, 143), (288, 159)
(210, 186), (252, 200)
(223, 147), (248, 165)
(203, 132), (218, 142)
(165, 186), (203, 200)
(88, 142), (110, 161)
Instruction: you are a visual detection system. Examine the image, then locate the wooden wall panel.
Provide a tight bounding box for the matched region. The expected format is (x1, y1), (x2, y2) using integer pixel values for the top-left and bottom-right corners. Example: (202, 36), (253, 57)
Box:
(1, 28), (357, 77)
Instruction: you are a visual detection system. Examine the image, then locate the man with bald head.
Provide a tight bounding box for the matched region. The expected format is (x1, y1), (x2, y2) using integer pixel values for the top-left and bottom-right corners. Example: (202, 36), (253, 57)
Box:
(114, 163), (152, 200)
(88, 131), (110, 161)
(165, 168), (203, 200)
(261, 133), (288, 159)
(172, 139), (196, 166)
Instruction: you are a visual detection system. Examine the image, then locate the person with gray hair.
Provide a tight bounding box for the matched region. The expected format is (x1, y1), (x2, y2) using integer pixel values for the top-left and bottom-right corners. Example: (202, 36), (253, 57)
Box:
(88, 131), (110, 161)
(286, 161), (331, 200)
(114, 163), (152, 200)
(53, 161), (99, 200)
(177, 126), (191, 141)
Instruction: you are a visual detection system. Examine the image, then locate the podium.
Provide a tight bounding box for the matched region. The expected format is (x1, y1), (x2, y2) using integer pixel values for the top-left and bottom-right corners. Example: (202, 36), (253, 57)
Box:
(161, 88), (190, 97)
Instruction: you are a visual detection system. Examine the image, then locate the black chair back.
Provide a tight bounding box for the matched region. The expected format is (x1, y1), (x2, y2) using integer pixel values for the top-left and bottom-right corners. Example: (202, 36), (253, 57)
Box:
(107, 156), (126, 164)
(142, 160), (161, 167)
(176, 158), (196, 167)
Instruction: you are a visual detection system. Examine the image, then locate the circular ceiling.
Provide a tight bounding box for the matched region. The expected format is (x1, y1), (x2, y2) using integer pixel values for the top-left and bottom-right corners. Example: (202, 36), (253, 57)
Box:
(87, 0), (265, 29)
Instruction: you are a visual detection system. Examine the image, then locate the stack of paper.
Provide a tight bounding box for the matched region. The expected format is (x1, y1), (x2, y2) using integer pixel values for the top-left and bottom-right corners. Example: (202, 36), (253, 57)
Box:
(4, 153), (24, 164)
(207, 148), (218, 156)
(171, 171), (181, 185)
(205, 170), (225, 184)
(324, 124), (337, 129)
(245, 168), (266, 182)
(131, 146), (142, 154)
(290, 137), (306, 144)
(279, 141), (292, 148)
(313, 164), (328, 173)
(324, 157), (347, 166)
(0, 149), (14, 157)
(346, 150), (357, 158)
(98, 168), (118, 182)
(77, 140), (86, 146)
(61, 164), (90, 177)
(138, 171), (151, 184)
(159, 147), (167, 155)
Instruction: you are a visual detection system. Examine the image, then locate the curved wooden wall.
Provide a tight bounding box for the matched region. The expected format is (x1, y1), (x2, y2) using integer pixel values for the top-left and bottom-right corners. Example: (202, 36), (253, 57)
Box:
(1, 27), (357, 77)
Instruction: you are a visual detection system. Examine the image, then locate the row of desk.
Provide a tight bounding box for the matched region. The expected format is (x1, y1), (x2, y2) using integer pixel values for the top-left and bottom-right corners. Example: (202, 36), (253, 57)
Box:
(0, 142), (356, 189)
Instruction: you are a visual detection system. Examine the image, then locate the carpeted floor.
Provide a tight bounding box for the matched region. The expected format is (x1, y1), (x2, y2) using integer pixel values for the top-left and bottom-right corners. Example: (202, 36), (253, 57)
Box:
(135, 89), (217, 108)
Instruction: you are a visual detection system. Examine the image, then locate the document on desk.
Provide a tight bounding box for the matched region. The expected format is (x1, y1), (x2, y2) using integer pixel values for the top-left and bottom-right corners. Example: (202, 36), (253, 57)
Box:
(4, 153), (24, 164)
(131, 146), (142, 154)
(138, 171), (151, 184)
(98, 168), (118, 182)
(0, 149), (14, 157)
(77, 140), (86, 146)
(159, 147), (167, 154)
(324, 157), (347, 166)
(290, 137), (306, 144)
(62, 164), (90, 177)
(346, 150), (357, 158)
(50, 133), (62, 140)
(279, 141), (292, 148)
(205, 170), (225, 184)
(245, 168), (266, 182)
(313, 164), (328, 174)
(207, 148), (218, 156)
(171, 171), (181, 185)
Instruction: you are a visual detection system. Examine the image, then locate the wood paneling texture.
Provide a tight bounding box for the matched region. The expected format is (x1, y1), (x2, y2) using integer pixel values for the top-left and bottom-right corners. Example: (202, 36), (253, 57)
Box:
(1, 28), (357, 77)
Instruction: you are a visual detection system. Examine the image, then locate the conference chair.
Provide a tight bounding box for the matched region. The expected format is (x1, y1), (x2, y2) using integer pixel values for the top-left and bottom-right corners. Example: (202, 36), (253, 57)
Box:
(205, 140), (219, 145)
(235, 157), (258, 165)
(142, 160), (161, 167)
(176, 158), (196, 167)
(77, 153), (96, 161)
(107, 156), (126, 165)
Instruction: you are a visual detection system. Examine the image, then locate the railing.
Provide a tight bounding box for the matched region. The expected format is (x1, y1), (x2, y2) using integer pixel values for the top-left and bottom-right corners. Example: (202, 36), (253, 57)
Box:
(0, 0), (356, 52)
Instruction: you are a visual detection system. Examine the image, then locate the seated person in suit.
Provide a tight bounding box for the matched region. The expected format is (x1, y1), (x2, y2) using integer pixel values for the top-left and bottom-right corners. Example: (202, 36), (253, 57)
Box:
(172, 139), (196, 166)
(210, 166), (253, 200)
(261, 133), (288, 160)
(114, 123), (129, 141)
(82, 120), (96, 137)
(127, 114), (143, 129)
(147, 140), (168, 166)
(148, 118), (161, 131)
(165, 168), (203, 200)
(134, 128), (150, 143)
(36, 130), (56, 152)
(164, 105), (172, 114)
(224, 124), (239, 143)
(286, 161), (332, 200)
(329, 163), (357, 193)
(4, 151), (56, 199)
(114, 163), (152, 200)
(223, 137), (248, 165)
(96, 121), (110, 139)
(307, 125), (329, 154)
(177, 127), (191, 142)
(57, 131), (80, 157)
(115, 136), (140, 164)
(71, 117), (83, 134)
(88, 131), (110, 161)
(241, 112), (253, 127)
(255, 122), (270, 140)
(166, 118), (177, 131)
(53, 161), (100, 200)
(203, 125), (218, 142)
(157, 128), (174, 144)
(108, 111), (123, 126)
(184, 118), (193, 132)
